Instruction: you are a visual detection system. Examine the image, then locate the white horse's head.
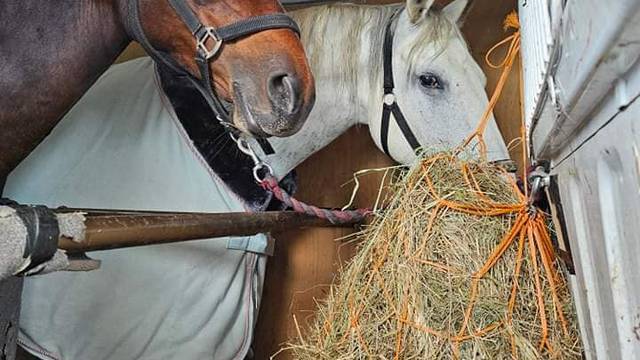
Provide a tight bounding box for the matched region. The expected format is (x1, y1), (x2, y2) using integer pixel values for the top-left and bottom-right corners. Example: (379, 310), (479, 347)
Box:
(367, 0), (508, 164)
(263, 1), (511, 178)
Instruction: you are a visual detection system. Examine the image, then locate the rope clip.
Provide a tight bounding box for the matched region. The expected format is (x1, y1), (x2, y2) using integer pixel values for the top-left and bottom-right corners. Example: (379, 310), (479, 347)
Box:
(231, 134), (274, 183)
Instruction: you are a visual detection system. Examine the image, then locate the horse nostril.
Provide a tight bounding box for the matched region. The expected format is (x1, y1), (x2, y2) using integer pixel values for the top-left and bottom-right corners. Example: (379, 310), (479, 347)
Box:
(268, 72), (301, 115)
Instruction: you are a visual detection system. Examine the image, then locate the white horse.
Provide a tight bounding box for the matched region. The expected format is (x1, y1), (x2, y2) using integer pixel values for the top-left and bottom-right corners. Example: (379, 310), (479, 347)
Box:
(5, 1), (508, 359)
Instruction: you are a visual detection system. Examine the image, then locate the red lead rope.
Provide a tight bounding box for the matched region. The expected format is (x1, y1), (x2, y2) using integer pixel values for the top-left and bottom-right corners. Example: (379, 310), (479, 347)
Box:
(232, 135), (371, 225)
(259, 175), (372, 225)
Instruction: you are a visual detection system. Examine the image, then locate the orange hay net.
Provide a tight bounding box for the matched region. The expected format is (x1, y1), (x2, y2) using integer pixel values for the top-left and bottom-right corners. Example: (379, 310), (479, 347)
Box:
(364, 11), (569, 357)
(437, 12), (568, 357)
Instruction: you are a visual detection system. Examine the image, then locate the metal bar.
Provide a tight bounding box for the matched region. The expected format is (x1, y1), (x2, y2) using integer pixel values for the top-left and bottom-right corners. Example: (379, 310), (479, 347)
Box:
(58, 211), (359, 253)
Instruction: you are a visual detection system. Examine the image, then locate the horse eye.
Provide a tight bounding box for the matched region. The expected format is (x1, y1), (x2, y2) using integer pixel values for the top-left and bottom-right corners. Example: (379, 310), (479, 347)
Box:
(419, 74), (443, 90)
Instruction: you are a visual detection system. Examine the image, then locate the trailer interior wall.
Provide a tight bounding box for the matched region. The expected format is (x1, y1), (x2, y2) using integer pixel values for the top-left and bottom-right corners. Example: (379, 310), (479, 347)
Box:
(521, 0), (640, 358)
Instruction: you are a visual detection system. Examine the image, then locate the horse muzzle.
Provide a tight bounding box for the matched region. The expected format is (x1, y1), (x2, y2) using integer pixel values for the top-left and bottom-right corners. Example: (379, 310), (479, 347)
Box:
(232, 68), (315, 138)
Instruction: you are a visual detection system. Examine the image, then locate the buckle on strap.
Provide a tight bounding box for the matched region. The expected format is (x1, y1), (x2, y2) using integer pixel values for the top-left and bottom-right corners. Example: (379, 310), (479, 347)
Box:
(196, 26), (223, 60)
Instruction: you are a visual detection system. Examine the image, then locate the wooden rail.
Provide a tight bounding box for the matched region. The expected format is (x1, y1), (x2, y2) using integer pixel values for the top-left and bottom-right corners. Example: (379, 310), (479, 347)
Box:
(57, 210), (362, 253)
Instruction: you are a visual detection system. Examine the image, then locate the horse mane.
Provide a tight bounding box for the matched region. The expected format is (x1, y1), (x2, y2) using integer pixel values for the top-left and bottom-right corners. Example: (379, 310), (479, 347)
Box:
(290, 4), (461, 97)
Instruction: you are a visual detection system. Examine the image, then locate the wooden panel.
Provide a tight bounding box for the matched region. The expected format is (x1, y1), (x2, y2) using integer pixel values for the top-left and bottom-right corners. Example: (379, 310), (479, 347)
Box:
(253, 1), (521, 358)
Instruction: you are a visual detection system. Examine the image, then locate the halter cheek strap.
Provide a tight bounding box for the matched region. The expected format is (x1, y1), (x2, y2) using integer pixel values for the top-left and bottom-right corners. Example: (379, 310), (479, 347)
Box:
(380, 10), (421, 158)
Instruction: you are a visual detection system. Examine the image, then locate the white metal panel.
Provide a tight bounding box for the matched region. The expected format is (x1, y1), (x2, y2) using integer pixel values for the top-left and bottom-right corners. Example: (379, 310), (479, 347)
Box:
(554, 95), (640, 359)
(530, 0), (640, 158)
(519, 0), (554, 132)
(541, 57), (640, 360)
(564, 175), (606, 360)
(537, 55), (640, 360)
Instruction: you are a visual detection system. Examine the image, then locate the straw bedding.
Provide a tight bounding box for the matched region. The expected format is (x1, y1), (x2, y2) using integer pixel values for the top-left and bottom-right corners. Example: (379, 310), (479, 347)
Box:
(283, 153), (582, 359)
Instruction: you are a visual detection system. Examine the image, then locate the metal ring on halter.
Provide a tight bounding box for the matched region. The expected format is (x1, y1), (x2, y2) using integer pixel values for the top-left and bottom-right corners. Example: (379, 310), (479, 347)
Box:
(253, 163), (274, 183)
(383, 93), (396, 106)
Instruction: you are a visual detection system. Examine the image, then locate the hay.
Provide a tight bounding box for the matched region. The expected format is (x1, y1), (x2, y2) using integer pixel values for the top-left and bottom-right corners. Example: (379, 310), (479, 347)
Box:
(282, 153), (582, 359)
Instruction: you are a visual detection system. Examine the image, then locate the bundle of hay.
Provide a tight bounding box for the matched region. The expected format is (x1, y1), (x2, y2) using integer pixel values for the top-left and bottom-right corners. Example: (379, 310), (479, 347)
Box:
(284, 153), (582, 359)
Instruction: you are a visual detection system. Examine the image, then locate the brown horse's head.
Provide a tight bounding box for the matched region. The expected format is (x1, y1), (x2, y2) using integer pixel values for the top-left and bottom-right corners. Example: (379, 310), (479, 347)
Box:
(136, 0), (315, 137)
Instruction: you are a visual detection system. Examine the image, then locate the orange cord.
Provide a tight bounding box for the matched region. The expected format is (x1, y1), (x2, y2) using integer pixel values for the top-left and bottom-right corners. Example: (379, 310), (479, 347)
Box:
(458, 11), (521, 160)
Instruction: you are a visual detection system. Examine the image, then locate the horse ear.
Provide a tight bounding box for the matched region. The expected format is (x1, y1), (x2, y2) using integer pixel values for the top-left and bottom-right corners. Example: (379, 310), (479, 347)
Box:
(443, 0), (470, 26)
(406, 0), (435, 24)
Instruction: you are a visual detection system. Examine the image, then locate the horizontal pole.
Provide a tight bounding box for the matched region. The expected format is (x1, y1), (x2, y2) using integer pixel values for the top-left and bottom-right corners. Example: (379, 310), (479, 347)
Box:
(58, 211), (360, 253)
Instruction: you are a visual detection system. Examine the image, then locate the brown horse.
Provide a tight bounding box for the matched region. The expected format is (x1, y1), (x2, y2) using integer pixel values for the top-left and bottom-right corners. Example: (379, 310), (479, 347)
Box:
(0, 0), (316, 185)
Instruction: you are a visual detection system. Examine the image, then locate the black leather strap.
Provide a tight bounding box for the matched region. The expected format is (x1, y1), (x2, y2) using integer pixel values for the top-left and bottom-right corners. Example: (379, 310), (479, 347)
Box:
(383, 13), (396, 95)
(256, 138), (276, 155)
(217, 14), (300, 41)
(381, 103), (392, 156)
(380, 9), (421, 158)
(381, 102), (421, 156)
(165, 2), (300, 41)
(1, 199), (60, 276)
(391, 102), (421, 152)
(127, 0), (186, 76)
(194, 56), (229, 120)
(166, 0), (202, 34)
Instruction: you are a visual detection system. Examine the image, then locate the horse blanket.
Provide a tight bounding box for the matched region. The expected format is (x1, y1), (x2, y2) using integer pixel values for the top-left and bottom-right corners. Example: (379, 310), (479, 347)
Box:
(5, 58), (270, 360)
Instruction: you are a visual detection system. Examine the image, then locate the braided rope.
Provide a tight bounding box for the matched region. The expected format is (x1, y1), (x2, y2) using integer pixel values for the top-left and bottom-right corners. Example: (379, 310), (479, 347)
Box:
(260, 175), (371, 225)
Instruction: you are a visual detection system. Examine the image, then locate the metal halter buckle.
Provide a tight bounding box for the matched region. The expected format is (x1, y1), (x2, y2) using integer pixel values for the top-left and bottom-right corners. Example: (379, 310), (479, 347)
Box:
(196, 27), (223, 60)
(252, 163), (274, 183)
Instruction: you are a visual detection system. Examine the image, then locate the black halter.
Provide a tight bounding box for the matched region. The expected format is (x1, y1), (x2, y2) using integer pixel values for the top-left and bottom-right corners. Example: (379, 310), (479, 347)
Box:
(380, 10), (421, 158)
(126, 0), (300, 154)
